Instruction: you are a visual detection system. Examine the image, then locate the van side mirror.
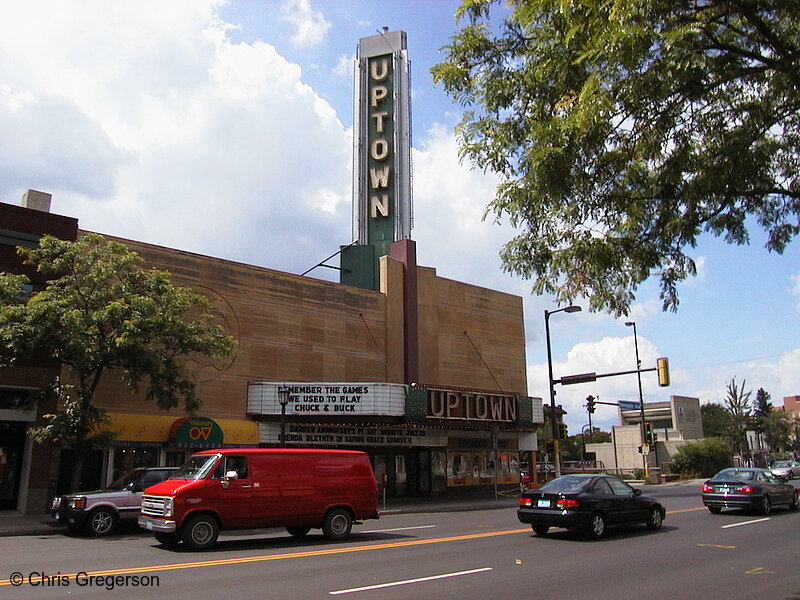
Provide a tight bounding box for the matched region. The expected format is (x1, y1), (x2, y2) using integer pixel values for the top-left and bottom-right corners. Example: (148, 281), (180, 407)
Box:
(221, 470), (238, 489)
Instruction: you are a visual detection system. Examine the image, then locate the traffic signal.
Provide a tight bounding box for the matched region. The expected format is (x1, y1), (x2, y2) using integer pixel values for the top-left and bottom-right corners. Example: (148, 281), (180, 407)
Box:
(657, 357), (670, 387)
(544, 440), (555, 455)
(586, 395), (596, 414)
(644, 423), (654, 444)
(558, 422), (568, 439)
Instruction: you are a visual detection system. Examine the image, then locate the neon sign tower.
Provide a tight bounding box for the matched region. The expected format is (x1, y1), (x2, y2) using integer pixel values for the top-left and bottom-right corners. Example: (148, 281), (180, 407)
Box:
(342, 29), (412, 290)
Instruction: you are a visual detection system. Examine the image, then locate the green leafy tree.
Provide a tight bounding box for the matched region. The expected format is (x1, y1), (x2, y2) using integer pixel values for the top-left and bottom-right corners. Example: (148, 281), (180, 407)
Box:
(701, 402), (730, 439)
(724, 378), (752, 458)
(432, 1), (800, 315)
(762, 410), (790, 454)
(0, 234), (237, 491)
(751, 387), (773, 435)
(671, 437), (732, 478)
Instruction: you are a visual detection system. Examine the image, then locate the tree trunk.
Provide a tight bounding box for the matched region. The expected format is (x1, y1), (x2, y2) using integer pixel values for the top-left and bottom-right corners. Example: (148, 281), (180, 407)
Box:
(70, 450), (85, 493)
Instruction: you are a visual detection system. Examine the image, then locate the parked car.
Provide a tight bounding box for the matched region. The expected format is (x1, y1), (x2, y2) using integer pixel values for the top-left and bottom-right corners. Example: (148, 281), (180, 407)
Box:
(51, 467), (178, 536)
(517, 473), (665, 539)
(139, 448), (380, 550)
(701, 468), (799, 515)
(770, 460), (800, 481)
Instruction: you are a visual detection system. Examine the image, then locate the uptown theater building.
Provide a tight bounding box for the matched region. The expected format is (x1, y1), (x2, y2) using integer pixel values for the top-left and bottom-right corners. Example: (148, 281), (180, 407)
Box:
(0, 31), (542, 514)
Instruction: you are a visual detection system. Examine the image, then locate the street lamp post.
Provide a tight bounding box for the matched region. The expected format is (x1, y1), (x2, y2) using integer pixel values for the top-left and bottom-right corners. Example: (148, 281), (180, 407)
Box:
(625, 321), (648, 476)
(278, 385), (291, 448)
(545, 305), (581, 477)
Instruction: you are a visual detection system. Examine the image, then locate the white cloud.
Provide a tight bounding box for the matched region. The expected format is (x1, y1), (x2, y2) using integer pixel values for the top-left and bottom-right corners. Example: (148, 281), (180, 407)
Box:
(281, 0), (331, 49)
(0, 0), (350, 276)
(792, 272), (800, 311)
(333, 54), (356, 80)
(527, 335), (664, 433)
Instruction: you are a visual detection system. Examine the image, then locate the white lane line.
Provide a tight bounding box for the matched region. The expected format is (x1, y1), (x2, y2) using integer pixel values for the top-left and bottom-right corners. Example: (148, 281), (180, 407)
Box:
(362, 525), (436, 534)
(722, 518), (770, 529)
(329, 567), (493, 595)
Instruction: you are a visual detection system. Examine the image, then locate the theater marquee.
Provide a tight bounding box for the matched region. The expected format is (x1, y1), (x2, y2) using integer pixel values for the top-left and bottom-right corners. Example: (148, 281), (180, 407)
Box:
(246, 382), (406, 417)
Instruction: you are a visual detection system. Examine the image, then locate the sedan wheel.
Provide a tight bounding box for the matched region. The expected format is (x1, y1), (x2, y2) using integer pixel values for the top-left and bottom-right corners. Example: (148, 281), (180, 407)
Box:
(588, 513), (606, 539)
(646, 507), (663, 530)
(790, 490), (799, 511)
(532, 524), (549, 536)
(707, 506), (722, 514)
(760, 495), (771, 516)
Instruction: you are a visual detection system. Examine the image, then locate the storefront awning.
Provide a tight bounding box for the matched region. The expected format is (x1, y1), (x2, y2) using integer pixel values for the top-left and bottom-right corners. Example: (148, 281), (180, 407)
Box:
(106, 413), (259, 448)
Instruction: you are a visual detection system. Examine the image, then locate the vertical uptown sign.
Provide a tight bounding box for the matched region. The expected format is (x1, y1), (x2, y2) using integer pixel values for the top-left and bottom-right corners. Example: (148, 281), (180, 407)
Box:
(345, 30), (412, 289)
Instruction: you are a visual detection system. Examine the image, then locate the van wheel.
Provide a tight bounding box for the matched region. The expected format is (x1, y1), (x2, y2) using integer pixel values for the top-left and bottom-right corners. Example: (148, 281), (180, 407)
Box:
(154, 532), (181, 546)
(286, 526), (311, 538)
(322, 508), (352, 541)
(181, 515), (219, 550)
(87, 507), (117, 536)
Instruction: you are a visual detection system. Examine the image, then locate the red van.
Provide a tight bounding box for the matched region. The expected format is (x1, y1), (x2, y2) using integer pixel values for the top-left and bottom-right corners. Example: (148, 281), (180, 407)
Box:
(138, 448), (379, 550)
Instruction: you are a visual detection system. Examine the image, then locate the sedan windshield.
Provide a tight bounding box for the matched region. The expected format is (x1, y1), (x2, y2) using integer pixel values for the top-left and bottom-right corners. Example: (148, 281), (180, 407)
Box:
(772, 461), (791, 468)
(172, 454), (220, 480)
(539, 476), (592, 493)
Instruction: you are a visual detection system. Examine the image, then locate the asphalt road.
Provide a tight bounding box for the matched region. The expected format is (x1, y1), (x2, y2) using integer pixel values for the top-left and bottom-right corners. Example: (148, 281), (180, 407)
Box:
(3, 484), (800, 600)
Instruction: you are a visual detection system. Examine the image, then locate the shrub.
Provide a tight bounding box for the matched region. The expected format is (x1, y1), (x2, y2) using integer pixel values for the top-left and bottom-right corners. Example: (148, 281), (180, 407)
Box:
(671, 438), (732, 477)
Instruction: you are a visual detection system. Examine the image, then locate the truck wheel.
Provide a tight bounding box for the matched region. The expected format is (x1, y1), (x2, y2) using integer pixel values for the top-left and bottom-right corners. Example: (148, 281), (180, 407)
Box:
(286, 526), (311, 538)
(181, 514), (219, 550)
(322, 508), (352, 541)
(154, 532), (181, 546)
(87, 507), (117, 536)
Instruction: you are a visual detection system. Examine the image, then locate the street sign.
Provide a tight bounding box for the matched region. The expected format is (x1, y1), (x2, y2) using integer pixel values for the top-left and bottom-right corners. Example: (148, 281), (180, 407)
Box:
(619, 401), (641, 410)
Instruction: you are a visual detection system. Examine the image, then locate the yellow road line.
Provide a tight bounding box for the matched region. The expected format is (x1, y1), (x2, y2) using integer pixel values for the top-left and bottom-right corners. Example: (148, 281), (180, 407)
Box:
(667, 506), (708, 514)
(0, 528), (530, 587)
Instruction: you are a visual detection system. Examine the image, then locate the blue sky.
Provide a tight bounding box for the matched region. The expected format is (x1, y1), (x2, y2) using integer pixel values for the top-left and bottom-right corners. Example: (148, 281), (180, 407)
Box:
(1, 0), (798, 435)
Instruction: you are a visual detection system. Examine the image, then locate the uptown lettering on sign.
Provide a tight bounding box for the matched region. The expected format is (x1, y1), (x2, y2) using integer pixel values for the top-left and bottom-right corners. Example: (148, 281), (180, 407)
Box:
(369, 56), (391, 220)
(427, 388), (517, 423)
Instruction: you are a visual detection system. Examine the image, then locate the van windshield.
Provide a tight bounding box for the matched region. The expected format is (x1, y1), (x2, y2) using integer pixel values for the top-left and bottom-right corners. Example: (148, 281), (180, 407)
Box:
(172, 454), (220, 480)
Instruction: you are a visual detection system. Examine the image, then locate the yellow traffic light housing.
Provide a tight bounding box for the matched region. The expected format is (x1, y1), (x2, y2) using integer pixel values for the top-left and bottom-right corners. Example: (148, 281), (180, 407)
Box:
(657, 357), (670, 387)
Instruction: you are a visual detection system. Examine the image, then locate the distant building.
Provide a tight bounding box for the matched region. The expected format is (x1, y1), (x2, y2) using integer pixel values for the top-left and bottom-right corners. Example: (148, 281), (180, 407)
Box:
(587, 395), (703, 475)
(782, 395), (800, 420)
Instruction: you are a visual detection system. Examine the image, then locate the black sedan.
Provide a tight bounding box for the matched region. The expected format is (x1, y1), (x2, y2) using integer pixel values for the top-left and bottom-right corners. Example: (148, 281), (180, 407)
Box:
(517, 474), (665, 538)
(701, 468), (799, 515)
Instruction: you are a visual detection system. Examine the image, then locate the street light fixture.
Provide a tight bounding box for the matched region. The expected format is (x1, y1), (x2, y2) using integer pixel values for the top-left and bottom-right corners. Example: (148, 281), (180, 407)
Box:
(278, 385), (291, 448)
(625, 321), (648, 475)
(545, 304), (582, 477)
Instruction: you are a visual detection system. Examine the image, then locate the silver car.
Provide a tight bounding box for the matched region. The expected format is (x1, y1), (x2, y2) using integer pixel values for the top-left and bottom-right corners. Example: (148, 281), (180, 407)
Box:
(51, 467), (177, 536)
(770, 460), (800, 481)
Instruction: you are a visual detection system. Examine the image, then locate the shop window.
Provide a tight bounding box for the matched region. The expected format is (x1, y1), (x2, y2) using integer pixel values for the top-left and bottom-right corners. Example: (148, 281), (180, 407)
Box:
(113, 447), (159, 481)
(446, 450), (522, 487)
(165, 450), (189, 468)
